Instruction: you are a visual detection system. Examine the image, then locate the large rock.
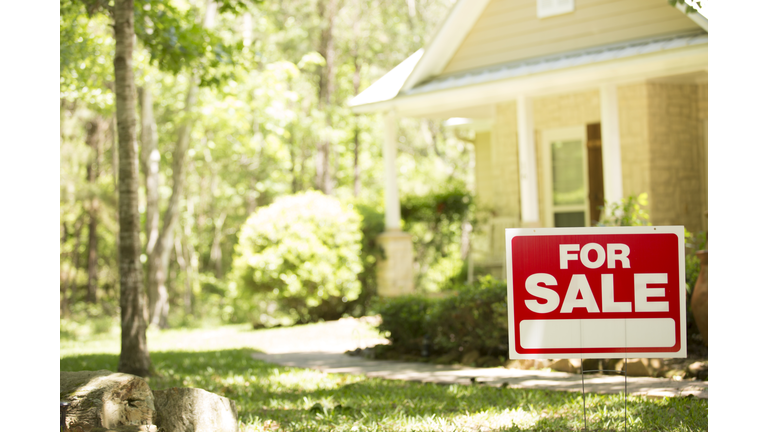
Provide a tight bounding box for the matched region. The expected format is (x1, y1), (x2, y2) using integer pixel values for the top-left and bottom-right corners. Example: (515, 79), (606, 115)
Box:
(549, 359), (581, 373)
(505, 359), (551, 370)
(153, 387), (239, 432)
(60, 370), (155, 432)
(614, 358), (663, 377)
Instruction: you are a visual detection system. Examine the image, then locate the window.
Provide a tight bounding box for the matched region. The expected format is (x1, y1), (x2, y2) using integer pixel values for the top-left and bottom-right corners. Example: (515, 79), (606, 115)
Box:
(537, 0), (575, 19)
(541, 127), (589, 227)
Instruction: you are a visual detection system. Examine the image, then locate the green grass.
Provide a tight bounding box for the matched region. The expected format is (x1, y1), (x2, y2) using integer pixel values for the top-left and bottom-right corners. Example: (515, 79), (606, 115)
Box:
(60, 323), (707, 431)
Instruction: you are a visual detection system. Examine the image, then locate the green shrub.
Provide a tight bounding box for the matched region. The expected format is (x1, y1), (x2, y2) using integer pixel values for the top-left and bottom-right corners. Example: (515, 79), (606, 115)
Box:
(347, 201), (386, 318)
(401, 185), (474, 292)
(597, 193), (650, 226)
(231, 191), (363, 327)
(377, 276), (508, 358)
(431, 276), (508, 356)
(376, 295), (437, 353)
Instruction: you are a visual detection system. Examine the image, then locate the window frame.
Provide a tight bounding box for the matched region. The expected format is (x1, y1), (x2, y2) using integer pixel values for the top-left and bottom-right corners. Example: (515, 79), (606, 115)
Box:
(540, 126), (590, 228)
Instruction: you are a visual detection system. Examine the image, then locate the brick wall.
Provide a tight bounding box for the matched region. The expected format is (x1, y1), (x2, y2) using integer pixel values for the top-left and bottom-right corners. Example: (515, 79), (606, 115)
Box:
(474, 131), (494, 208)
(646, 83), (705, 233)
(618, 83), (652, 199)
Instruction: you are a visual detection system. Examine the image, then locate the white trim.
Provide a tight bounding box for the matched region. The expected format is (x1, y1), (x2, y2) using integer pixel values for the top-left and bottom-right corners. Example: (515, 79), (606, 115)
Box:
(443, 117), (494, 133)
(540, 126), (589, 228)
(383, 110), (401, 230)
(675, 1), (708, 31)
(537, 0), (574, 19)
(504, 226), (687, 359)
(600, 84), (624, 207)
(349, 50), (423, 108)
(517, 96), (540, 225)
(401, 0), (492, 91)
(352, 44), (707, 117)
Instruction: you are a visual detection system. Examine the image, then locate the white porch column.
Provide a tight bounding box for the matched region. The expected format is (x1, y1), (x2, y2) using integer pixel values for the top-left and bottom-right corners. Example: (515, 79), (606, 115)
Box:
(383, 109), (401, 230)
(377, 109), (414, 296)
(600, 84), (624, 205)
(516, 96), (540, 226)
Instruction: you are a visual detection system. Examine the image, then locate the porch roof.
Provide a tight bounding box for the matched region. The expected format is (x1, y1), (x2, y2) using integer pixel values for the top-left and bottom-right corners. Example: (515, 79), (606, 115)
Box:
(350, 30), (708, 116)
(404, 31), (707, 97)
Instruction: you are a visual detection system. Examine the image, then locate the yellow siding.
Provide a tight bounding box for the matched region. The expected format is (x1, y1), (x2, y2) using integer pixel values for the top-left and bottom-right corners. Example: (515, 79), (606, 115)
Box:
(491, 102), (521, 220)
(474, 131), (494, 208)
(471, 103), (521, 271)
(442, 0), (701, 74)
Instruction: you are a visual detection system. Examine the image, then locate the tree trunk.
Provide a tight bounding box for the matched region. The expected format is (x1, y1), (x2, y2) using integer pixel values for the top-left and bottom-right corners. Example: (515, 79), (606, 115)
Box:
(210, 212), (226, 279)
(114, 0), (151, 377)
(140, 79), (160, 256)
(145, 0), (214, 329)
(86, 116), (109, 303)
(315, 0), (340, 195)
(146, 83), (196, 329)
(352, 48), (362, 197)
(62, 216), (85, 318)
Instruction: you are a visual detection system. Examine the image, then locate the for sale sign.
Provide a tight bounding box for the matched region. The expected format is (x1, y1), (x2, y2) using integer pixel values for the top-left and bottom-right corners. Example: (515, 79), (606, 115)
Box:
(505, 226), (686, 359)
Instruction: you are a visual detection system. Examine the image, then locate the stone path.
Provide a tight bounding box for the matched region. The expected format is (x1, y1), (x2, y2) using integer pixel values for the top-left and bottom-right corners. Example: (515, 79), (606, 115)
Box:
(249, 317), (708, 399)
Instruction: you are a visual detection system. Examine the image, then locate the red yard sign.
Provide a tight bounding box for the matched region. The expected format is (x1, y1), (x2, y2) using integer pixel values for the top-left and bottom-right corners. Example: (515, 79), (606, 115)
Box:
(505, 226), (686, 359)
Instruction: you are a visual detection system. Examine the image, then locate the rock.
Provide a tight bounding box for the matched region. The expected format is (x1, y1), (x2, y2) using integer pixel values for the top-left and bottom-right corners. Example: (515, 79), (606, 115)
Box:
(460, 350), (481, 366)
(550, 359), (581, 373)
(153, 387), (239, 432)
(60, 370), (155, 432)
(477, 356), (502, 367)
(435, 352), (462, 365)
(614, 358), (662, 377)
(687, 361), (708, 381)
(664, 369), (687, 379)
(504, 359), (551, 370)
(91, 427), (157, 432)
(580, 359), (600, 372)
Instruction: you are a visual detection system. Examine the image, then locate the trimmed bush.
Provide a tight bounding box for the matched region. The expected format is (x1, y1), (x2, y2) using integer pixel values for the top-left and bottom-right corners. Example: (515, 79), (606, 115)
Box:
(377, 295), (437, 354)
(431, 277), (508, 357)
(401, 185), (474, 292)
(231, 191), (363, 327)
(377, 276), (508, 359)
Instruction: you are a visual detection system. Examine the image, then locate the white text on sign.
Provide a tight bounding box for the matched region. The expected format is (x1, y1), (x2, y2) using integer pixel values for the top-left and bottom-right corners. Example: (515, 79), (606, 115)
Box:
(525, 243), (668, 314)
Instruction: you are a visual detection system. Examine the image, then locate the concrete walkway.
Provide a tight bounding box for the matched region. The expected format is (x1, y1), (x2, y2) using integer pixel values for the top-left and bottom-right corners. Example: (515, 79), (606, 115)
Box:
(249, 318), (708, 400)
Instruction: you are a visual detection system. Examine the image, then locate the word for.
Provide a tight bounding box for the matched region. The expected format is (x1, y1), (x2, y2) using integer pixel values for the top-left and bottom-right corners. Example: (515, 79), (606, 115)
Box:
(559, 243), (630, 269)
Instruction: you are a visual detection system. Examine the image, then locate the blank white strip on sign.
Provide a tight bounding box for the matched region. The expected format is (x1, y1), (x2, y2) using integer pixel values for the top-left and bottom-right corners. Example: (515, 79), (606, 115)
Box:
(519, 318), (675, 349)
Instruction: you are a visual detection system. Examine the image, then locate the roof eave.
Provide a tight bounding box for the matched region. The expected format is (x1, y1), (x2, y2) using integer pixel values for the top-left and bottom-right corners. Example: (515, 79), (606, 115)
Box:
(352, 43), (707, 117)
(675, 2), (708, 31)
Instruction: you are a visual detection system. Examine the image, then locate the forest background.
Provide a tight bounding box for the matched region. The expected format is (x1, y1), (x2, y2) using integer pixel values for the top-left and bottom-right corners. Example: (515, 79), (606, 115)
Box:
(58, 0), (478, 346)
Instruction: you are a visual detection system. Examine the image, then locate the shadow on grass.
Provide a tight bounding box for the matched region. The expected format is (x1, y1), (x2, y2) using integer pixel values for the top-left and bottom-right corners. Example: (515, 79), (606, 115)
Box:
(61, 349), (707, 431)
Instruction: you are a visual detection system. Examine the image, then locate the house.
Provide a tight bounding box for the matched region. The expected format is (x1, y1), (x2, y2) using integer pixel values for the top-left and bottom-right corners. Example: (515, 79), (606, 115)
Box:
(350, 0), (707, 293)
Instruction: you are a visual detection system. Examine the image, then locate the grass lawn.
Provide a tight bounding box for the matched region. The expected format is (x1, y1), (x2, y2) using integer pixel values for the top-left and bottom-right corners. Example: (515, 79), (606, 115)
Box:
(60, 323), (707, 431)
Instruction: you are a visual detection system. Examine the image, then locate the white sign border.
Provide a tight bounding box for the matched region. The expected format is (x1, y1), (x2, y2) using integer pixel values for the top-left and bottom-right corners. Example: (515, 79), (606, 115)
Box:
(505, 226), (687, 359)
